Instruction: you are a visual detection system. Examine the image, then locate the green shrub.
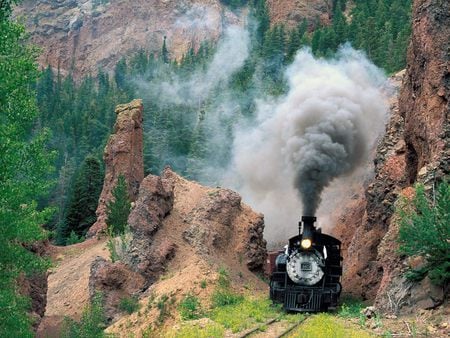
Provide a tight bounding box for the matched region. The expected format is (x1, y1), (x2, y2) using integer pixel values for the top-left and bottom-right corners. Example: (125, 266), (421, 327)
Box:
(157, 294), (169, 324)
(178, 294), (203, 320)
(211, 267), (243, 308)
(217, 267), (230, 288)
(61, 293), (106, 338)
(211, 290), (244, 308)
(66, 231), (85, 245)
(118, 295), (140, 314)
(338, 296), (365, 318)
(106, 175), (131, 236)
(200, 280), (207, 289)
(397, 182), (450, 286)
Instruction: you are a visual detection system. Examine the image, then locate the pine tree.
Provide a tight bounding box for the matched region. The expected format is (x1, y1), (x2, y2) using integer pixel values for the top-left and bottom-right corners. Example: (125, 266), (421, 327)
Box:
(62, 156), (103, 241)
(106, 175), (131, 235)
(162, 36), (169, 64)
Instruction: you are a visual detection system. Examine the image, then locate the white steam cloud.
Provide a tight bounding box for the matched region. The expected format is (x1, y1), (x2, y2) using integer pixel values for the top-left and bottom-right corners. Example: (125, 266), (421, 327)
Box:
(136, 25), (249, 106)
(228, 47), (387, 242)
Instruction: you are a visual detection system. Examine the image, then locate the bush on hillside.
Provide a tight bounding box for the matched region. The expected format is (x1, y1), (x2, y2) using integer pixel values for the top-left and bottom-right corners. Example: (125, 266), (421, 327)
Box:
(397, 181), (450, 286)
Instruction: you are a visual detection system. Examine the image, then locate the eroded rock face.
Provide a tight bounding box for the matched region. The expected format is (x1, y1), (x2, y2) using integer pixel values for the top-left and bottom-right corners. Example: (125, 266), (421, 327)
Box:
(121, 167), (267, 282)
(267, 0), (331, 29)
(374, 0), (449, 313)
(332, 71), (407, 301)
(334, 0), (449, 313)
(88, 99), (144, 237)
(181, 184), (266, 271)
(14, 0), (242, 77)
(122, 169), (176, 281)
(18, 241), (50, 332)
(89, 257), (146, 322)
(399, 0), (450, 185)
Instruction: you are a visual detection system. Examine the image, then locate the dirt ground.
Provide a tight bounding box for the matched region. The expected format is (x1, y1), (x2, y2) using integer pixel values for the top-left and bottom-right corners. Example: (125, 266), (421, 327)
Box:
(37, 238), (109, 337)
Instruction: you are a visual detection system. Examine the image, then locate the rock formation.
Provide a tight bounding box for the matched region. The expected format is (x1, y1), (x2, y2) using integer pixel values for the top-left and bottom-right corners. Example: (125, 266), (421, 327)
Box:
(18, 241), (50, 332)
(399, 0), (449, 186)
(15, 0), (332, 77)
(88, 100), (267, 323)
(333, 0), (449, 313)
(266, 0), (331, 29)
(89, 257), (146, 322)
(117, 166), (267, 279)
(88, 99), (144, 237)
(14, 0), (243, 77)
(89, 167), (267, 323)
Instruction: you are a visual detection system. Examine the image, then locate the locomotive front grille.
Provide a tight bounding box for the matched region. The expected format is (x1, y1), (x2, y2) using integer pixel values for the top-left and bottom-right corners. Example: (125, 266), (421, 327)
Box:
(284, 288), (322, 312)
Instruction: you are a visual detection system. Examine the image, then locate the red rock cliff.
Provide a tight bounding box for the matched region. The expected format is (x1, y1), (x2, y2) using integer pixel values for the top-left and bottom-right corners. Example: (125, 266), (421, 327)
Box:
(333, 0), (449, 313)
(88, 99), (144, 237)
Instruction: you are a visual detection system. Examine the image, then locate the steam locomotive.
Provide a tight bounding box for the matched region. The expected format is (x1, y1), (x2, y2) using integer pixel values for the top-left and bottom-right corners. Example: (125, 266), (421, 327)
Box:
(269, 216), (342, 312)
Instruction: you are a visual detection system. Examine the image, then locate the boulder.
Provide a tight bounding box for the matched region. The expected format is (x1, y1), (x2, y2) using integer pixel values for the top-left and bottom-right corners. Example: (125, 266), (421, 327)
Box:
(89, 257), (146, 322)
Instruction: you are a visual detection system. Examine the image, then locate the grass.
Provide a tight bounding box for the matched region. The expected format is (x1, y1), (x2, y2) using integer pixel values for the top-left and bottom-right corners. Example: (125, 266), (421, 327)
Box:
(287, 313), (374, 338)
(210, 296), (281, 333)
(200, 279), (207, 289)
(178, 294), (203, 320)
(166, 321), (225, 338)
(338, 296), (365, 318)
(118, 296), (140, 314)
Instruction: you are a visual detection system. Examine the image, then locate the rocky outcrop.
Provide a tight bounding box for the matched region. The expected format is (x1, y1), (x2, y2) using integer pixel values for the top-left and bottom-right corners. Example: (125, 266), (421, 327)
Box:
(121, 166), (267, 281)
(332, 70), (408, 301)
(89, 166), (267, 323)
(14, 0), (242, 77)
(374, 0), (449, 313)
(88, 99), (144, 237)
(334, 0), (449, 313)
(89, 257), (146, 322)
(121, 169), (176, 281)
(19, 241), (50, 332)
(399, 0), (449, 186)
(267, 0), (331, 29)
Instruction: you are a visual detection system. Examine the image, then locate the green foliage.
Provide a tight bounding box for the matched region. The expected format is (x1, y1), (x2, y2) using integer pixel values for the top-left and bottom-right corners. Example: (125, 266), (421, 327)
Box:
(217, 267), (231, 288)
(66, 230), (85, 245)
(397, 182), (450, 286)
(61, 292), (106, 338)
(287, 313), (372, 338)
(338, 296), (365, 319)
(106, 237), (120, 263)
(310, 0), (412, 73)
(106, 175), (131, 236)
(200, 279), (207, 289)
(118, 296), (140, 314)
(59, 155), (103, 243)
(211, 268), (244, 308)
(0, 3), (54, 336)
(219, 0), (248, 10)
(210, 296), (277, 333)
(156, 294), (170, 324)
(167, 322), (225, 338)
(178, 294), (203, 320)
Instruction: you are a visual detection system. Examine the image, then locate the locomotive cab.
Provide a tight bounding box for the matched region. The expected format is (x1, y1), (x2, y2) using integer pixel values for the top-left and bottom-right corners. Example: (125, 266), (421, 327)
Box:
(269, 216), (342, 312)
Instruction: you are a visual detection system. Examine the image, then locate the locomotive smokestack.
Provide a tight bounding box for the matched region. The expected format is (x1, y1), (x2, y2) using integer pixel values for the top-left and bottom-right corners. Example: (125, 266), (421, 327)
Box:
(299, 216), (316, 249)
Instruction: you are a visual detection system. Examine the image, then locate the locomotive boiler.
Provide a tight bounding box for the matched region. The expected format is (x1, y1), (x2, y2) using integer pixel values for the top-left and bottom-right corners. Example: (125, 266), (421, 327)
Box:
(269, 216), (342, 312)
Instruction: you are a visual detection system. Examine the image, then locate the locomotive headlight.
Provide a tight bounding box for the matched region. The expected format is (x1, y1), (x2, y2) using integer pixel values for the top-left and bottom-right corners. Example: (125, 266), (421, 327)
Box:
(301, 238), (312, 249)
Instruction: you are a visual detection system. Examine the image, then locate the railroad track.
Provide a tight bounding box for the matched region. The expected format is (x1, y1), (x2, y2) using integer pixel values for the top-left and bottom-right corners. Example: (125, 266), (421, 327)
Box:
(236, 316), (308, 338)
